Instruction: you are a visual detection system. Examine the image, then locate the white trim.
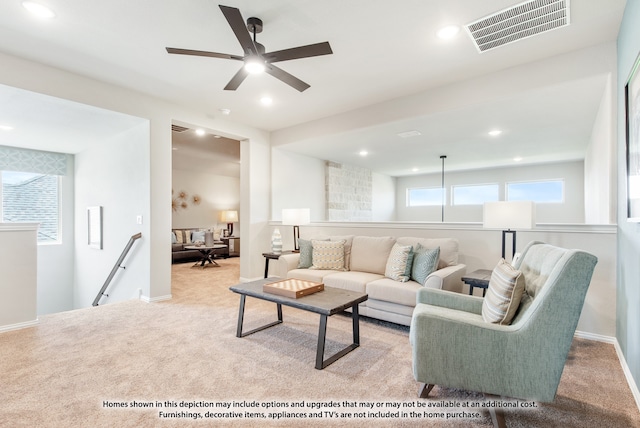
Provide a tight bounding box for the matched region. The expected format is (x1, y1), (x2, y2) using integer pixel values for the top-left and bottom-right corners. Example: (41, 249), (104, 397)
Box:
(0, 319), (39, 333)
(0, 222), (39, 231)
(575, 331), (640, 412)
(140, 294), (172, 303)
(239, 276), (263, 283)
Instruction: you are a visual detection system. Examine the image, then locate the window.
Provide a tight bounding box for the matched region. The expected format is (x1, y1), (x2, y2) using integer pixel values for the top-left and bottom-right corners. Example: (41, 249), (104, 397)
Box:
(1, 171), (60, 243)
(407, 187), (445, 206)
(507, 180), (564, 203)
(452, 183), (499, 205)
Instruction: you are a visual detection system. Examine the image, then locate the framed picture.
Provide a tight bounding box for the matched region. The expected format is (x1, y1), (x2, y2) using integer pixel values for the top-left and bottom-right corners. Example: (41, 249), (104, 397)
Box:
(626, 52), (640, 222)
(88, 206), (103, 249)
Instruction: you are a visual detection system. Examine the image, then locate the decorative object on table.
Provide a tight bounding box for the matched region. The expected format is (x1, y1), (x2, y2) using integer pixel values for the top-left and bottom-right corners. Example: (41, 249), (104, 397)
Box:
(263, 278), (324, 299)
(271, 228), (283, 254)
(483, 201), (535, 260)
(625, 51), (640, 221)
(281, 208), (310, 252)
(204, 231), (214, 246)
(87, 206), (103, 250)
(220, 210), (238, 236)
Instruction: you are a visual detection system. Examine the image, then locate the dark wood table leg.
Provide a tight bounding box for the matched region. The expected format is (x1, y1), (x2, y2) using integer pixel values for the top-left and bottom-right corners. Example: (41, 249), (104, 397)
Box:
(315, 304), (361, 370)
(264, 258), (270, 278)
(235, 296), (283, 338)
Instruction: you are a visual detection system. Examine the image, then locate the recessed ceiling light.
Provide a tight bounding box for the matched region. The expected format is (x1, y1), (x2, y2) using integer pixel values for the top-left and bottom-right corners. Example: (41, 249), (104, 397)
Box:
(488, 129), (502, 137)
(172, 147), (178, 151)
(195, 128), (206, 136)
(436, 25), (460, 40)
(513, 156), (523, 162)
(260, 96), (273, 106)
(22, 1), (56, 19)
(213, 135), (222, 139)
(412, 168), (419, 172)
(0, 125), (14, 131)
(359, 150), (368, 157)
(397, 130), (422, 138)
(219, 108), (231, 115)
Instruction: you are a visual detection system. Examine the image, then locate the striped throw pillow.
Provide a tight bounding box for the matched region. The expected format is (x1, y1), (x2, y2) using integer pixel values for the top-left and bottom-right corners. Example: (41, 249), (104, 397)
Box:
(482, 259), (526, 325)
(385, 243), (414, 282)
(411, 244), (440, 285)
(310, 240), (346, 271)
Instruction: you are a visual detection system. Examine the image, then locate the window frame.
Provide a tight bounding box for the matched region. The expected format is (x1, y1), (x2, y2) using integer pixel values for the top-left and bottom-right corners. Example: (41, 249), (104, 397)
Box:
(506, 179), (565, 204)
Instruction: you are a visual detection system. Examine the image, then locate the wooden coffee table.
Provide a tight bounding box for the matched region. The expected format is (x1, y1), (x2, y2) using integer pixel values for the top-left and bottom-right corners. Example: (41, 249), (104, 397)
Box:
(229, 277), (368, 370)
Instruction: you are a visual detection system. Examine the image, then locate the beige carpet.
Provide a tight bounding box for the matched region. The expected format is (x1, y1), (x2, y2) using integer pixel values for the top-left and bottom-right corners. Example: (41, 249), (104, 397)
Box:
(0, 257), (638, 427)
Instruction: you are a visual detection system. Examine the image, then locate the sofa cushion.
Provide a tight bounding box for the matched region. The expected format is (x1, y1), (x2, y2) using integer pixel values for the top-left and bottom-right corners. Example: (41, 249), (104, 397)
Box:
(310, 240), (346, 271)
(287, 268), (338, 284)
(298, 238), (329, 269)
(411, 245), (440, 285)
(171, 243), (184, 252)
(350, 236), (396, 275)
(323, 271), (384, 294)
(482, 259), (526, 325)
(367, 277), (422, 307)
(171, 231), (177, 244)
(396, 237), (458, 269)
(385, 243), (413, 282)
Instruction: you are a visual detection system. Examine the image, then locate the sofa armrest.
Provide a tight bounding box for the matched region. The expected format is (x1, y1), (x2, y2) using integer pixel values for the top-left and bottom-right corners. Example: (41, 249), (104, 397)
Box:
(275, 253), (301, 277)
(423, 263), (466, 293)
(416, 288), (484, 315)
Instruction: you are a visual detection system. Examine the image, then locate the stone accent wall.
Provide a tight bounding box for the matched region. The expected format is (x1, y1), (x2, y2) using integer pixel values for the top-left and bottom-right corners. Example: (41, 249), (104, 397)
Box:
(325, 161), (372, 221)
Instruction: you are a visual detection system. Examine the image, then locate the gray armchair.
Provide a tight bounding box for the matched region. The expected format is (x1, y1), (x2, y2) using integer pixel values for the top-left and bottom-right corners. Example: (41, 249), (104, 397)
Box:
(409, 241), (597, 424)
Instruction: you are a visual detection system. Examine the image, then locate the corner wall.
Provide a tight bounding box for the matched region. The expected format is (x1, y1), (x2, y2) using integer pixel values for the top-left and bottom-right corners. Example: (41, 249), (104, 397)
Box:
(617, 0), (640, 395)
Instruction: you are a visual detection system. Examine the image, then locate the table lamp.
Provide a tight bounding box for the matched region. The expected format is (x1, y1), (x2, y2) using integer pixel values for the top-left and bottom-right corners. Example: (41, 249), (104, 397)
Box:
(220, 210), (238, 236)
(282, 208), (310, 252)
(483, 201), (535, 260)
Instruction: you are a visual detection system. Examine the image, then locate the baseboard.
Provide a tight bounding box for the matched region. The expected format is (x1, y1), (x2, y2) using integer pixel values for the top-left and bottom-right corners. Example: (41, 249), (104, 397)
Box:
(140, 294), (172, 303)
(0, 319), (39, 333)
(239, 276), (263, 283)
(575, 330), (640, 412)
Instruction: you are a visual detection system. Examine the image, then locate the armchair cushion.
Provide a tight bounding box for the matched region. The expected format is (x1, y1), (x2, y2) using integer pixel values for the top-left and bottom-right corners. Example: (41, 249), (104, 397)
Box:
(482, 259), (526, 325)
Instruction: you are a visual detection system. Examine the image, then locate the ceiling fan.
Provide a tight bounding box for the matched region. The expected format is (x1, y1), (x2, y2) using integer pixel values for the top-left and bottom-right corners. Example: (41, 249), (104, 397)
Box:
(166, 4), (333, 92)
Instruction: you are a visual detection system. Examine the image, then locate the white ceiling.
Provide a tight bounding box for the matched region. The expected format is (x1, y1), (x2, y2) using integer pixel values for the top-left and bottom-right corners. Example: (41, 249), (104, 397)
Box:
(0, 0), (628, 175)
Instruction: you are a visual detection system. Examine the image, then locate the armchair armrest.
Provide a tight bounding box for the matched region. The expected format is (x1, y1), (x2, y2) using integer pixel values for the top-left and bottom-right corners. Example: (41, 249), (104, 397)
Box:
(275, 253), (300, 277)
(416, 288), (484, 315)
(423, 263), (466, 293)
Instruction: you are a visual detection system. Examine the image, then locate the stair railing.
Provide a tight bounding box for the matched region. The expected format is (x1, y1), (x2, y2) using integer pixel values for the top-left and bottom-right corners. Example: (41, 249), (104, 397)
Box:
(92, 232), (142, 306)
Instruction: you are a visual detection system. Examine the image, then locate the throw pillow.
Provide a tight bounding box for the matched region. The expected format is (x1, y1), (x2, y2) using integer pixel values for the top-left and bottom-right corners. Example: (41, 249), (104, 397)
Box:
(171, 232), (177, 244)
(411, 244), (440, 285)
(310, 239), (346, 271)
(191, 230), (205, 243)
(482, 259), (526, 325)
(298, 238), (328, 269)
(385, 243), (414, 282)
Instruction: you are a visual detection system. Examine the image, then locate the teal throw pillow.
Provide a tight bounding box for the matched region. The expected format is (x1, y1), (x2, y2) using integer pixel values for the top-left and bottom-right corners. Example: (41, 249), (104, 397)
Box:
(191, 230), (205, 243)
(298, 238), (314, 268)
(411, 244), (440, 285)
(171, 232), (177, 244)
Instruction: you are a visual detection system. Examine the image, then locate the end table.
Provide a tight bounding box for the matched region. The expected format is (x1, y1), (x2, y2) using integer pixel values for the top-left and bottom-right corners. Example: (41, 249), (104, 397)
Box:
(262, 251), (295, 278)
(461, 269), (492, 297)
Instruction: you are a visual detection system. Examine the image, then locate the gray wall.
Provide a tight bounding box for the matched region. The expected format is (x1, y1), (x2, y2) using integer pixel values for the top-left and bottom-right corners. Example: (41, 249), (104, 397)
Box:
(617, 0), (640, 395)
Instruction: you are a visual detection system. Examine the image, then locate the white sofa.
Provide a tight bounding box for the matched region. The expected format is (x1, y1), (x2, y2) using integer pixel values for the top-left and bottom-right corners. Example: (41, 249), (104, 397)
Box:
(276, 235), (466, 326)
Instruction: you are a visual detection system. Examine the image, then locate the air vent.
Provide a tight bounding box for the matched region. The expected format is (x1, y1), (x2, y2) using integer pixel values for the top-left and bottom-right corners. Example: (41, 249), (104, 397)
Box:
(171, 124), (189, 133)
(465, 0), (570, 53)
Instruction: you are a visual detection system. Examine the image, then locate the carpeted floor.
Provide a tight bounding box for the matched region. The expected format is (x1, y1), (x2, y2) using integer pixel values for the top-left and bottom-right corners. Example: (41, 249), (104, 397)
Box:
(0, 257), (638, 427)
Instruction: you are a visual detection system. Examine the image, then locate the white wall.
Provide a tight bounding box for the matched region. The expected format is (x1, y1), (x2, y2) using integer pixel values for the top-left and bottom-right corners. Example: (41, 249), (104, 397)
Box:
(395, 161), (585, 223)
(585, 73), (617, 224)
(36, 155), (75, 315)
(372, 172), (396, 221)
(171, 167), (240, 233)
(74, 121), (150, 308)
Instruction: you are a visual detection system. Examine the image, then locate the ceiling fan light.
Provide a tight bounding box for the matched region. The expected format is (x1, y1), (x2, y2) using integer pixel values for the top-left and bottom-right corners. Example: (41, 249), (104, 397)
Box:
(244, 57), (266, 74)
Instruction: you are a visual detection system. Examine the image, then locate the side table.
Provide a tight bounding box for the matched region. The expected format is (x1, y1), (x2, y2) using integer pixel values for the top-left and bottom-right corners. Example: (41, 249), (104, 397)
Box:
(262, 251), (295, 278)
(461, 269), (492, 297)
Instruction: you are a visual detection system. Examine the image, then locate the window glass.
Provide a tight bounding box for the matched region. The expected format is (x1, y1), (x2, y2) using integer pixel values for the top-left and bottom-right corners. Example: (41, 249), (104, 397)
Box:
(507, 180), (564, 203)
(1, 171), (60, 242)
(407, 187), (445, 206)
(452, 184), (499, 205)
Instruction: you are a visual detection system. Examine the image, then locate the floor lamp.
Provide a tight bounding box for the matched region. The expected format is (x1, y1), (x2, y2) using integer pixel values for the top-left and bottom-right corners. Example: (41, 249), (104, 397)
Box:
(483, 201), (535, 260)
(282, 208), (310, 252)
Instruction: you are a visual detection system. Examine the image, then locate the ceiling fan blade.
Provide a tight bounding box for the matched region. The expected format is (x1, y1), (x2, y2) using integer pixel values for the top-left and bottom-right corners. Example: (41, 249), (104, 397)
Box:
(265, 64), (310, 92)
(219, 5), (258, 55)
(264, 42), (333, 63)
(224, 67), (249, 91)
(166, 47), (243, 61)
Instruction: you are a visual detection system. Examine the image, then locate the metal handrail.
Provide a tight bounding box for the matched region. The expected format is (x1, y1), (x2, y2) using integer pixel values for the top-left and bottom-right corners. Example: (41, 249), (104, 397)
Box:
(92, 232), (142, 306)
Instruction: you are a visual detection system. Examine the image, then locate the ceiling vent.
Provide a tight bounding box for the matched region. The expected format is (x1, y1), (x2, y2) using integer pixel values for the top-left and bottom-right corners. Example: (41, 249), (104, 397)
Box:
(171, 124), (189, 133)
(465, 0), (570, 53)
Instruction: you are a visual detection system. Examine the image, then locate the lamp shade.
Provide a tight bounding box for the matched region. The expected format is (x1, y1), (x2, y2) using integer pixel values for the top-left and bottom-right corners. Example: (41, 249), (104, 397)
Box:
(281, 208), (310, 226)
(483, 201), (535, 230)
(220, 210), (238, 223)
